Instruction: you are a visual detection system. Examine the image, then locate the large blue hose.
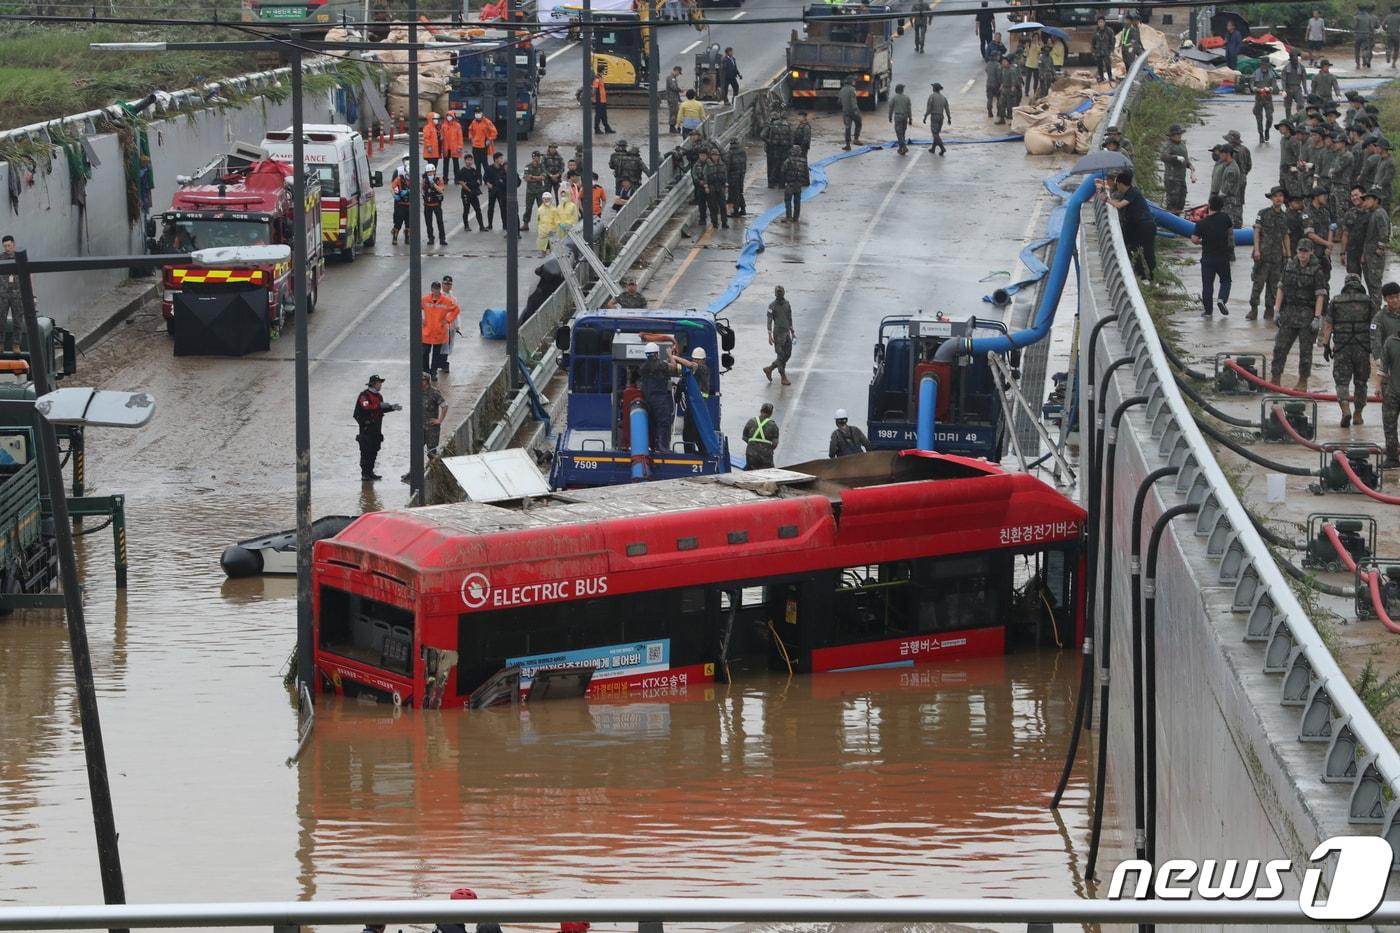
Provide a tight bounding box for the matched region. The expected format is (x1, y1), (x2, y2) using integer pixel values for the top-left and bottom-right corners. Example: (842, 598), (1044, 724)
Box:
(629, 404), (650, 481)
(916, 374), (938, 451)
(937, 173), (1100, 360)
(1151, 203), (1253, 245)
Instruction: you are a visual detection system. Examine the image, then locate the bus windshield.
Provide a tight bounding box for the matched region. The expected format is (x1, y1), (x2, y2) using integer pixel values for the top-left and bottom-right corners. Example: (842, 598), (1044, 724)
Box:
(160, 217), (272, 251)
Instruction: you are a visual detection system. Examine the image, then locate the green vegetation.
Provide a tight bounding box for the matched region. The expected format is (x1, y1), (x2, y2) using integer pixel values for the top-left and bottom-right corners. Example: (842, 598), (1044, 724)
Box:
(1123, 79), (1205, 204)
(0, 26), (249, 129)
(1354, 658), (1400, 734)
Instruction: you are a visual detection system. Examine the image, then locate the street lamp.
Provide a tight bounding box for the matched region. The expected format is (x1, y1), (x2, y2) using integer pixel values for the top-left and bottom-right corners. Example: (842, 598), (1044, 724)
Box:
(0, 244), (275, 930)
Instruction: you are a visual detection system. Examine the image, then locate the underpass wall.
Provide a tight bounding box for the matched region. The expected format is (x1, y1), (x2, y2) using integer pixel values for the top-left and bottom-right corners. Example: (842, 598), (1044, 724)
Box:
(0, 67), (381, 328)
(1077, 58), (1400, 927)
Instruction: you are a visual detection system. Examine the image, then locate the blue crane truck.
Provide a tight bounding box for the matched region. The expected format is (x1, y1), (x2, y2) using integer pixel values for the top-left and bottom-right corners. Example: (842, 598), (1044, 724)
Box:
(549, 309), (735, 489)
(866, 315), (1009, 461)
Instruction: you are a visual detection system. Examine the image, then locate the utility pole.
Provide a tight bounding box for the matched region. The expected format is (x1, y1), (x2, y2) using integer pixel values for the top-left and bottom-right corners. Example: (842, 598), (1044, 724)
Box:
(647, 7), (660, 177)
(408, 0), (425, 497)
(15, 252), (128, 933)
(581, 0), (594, 247)
(505, 0), (521, 390)
(290, 32), (314, 704)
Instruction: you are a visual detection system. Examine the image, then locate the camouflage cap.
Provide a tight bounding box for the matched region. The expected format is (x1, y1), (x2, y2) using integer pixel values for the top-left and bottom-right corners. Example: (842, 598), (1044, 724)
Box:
(1168, 124), (1185, 135)
(1344, 272), (1364, 288)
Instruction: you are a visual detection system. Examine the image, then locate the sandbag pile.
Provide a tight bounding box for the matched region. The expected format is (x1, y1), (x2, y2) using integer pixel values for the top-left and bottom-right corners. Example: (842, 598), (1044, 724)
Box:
(1024, 116), (1092, 155)
(371, 23), (459, 121)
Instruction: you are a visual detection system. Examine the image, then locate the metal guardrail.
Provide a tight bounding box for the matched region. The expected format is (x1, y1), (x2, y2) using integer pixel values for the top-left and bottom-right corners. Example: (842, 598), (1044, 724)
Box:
(1089, 54), (1400, 848)
(443, 77), (786, 468)
(0, 60), (342, 148)
(3, 896), (1399, 929)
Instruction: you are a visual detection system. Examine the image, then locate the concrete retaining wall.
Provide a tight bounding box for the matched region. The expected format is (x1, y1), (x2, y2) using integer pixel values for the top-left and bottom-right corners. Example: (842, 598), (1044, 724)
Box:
(0, 74), (380, 328)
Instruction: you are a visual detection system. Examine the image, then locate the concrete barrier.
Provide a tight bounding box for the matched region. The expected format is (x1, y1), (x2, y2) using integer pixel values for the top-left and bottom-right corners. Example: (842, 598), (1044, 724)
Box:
(0, 61), (381, 331)
(1079, 56), (1400, 916)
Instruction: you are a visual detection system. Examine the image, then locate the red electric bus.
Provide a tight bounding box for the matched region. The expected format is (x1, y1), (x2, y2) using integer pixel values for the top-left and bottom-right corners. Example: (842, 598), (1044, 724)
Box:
(310, 451), (1086, 708)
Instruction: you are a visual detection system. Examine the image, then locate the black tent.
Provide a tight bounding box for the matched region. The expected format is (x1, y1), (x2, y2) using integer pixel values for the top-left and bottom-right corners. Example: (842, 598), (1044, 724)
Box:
(172, 290), (272, 357)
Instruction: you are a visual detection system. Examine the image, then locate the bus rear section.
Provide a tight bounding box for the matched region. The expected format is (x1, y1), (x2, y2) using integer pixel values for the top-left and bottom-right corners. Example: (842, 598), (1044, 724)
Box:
(310, 452), (1086, 708)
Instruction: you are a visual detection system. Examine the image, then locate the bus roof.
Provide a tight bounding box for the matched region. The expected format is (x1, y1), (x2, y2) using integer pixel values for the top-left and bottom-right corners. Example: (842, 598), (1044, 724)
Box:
(316, 452), (1086, 591)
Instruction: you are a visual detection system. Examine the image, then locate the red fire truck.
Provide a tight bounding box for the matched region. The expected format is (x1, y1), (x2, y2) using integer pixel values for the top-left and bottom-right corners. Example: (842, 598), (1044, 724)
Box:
(310, 451), (1087, 709)
(155, 156), (324, 341)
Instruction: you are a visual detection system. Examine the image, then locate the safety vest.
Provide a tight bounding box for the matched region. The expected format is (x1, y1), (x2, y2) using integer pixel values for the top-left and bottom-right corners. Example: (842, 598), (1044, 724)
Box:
(746, 417), (773, 445)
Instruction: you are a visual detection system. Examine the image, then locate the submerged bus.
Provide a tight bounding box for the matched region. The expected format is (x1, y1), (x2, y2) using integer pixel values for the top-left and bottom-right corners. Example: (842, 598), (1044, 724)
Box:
(310, 451), (1086, 708)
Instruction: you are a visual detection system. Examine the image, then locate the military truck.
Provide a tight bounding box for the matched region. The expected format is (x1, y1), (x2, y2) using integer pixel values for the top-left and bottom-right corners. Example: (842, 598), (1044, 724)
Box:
(788, 4), (895, 111)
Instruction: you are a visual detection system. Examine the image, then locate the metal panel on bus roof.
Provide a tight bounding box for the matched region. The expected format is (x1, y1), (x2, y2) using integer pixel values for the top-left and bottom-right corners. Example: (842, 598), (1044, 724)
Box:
(440, 449), (551, 503)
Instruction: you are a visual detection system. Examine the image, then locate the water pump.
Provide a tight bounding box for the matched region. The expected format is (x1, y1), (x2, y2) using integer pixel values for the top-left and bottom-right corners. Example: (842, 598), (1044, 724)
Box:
(1357, 561), (1400, 622)
(1215, 353), (1261, 393)
(1302, 514), (1375, 571)
(1314, 445), (1383, 494)
(1260, 396), (1316, 443)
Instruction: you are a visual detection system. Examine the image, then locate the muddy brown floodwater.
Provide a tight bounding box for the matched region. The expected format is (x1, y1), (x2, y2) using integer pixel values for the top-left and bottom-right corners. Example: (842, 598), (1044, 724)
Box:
(2, 489), (1098, 919)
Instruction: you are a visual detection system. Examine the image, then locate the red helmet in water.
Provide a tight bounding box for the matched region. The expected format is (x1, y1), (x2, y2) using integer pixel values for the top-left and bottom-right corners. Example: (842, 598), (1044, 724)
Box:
(451, 889), (478, 900)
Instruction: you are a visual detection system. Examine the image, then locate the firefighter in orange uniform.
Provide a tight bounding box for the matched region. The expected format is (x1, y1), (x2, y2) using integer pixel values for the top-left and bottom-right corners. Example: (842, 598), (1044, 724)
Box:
(421, 280), (459, 377)
(442, 113), (465, 183)
(468, 111), (499, 177)
(423, 113), (442, 173)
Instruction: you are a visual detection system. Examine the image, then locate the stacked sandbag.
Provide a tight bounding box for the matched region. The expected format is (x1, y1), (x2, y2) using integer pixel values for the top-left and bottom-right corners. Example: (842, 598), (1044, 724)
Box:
(1024, 116), (1087, 155)
(1011, 102), (1055, 135)
(376, 21), (458, 122)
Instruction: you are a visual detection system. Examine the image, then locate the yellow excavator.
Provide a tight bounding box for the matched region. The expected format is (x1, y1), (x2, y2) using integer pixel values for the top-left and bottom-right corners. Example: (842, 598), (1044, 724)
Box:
(583, 0), (705, 99)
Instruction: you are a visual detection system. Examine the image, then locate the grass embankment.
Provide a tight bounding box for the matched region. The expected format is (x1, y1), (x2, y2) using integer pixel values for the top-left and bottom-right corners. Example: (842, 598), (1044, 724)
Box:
(0, 26), (250, 129)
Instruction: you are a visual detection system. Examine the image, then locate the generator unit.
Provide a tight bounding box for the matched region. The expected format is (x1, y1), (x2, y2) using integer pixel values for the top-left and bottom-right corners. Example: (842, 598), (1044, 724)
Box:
(1214, 352), (1262, 393)
(1302, 514), (1375, 572)
(1313, 444), (1383, 494)
(1260, 396), (1315, 443)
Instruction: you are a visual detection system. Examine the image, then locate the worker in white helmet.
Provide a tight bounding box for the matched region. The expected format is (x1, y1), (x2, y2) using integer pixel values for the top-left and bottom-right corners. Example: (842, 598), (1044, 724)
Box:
(674, 345), (711, 450)
(829, 408), (870, 458)
(639, 341), (680, 452)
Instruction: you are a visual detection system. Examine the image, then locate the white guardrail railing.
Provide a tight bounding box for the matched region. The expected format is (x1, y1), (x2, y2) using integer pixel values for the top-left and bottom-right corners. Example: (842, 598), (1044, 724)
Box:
(0, 60), (342, 148)
(1090, 54), (1400, 846)
(2, 896), (1400, 929)
(438, 77), (787, 478)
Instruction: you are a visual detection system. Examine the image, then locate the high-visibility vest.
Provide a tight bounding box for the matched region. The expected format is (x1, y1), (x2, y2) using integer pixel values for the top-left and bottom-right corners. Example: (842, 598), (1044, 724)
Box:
(746, 417), (773, 445)
(593, 77), (608, 104)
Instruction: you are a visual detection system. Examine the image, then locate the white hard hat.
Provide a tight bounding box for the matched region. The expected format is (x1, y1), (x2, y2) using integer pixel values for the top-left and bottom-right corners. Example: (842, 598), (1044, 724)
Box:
(692, 347), (706, 359)
(835, 409), (848, 420)
(426, 165), (436, 173)
(644, 342), (660, 355)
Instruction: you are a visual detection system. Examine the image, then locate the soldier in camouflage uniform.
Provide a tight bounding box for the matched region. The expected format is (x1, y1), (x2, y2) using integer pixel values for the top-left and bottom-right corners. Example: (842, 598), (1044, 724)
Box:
(1341, 184), (1369, 273)
(1302, 186), (1337, 278)
(1361, 187), (1391, 312)
(542, 143), (565, 200)
(725, 139), (747, 217)
(998, 55), (1019, 123)
(703, 152), (728, 230)
(1249, 187), (1291, 320)
(690, 149), (714, 227)
(1282, 52), (1309, 119)
(1321, 274), (1375, 427)
(1276, 121), (1309, 199)
(1376, 283), (1400, 463)
(1225, 130), (1253, 209)
(0, 235), (22, 352)
(608, 139), (630, 193)
(760, 113), (792, 189)
(1159, 124), (1195, 214)
(1373, 135), (1395, 208)
(781, 144), (810, 223)
(1272, 239), (1329, 387)
(1252, 61), (1278, 142)
(1326, 131), (1354, 216)
(620, 145), (646, 190)
(1211, 144), (1245, 228)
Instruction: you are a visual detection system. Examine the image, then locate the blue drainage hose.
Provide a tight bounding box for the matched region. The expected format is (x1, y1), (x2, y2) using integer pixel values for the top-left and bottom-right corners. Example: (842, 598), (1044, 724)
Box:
(1151, 202), (1253, 245)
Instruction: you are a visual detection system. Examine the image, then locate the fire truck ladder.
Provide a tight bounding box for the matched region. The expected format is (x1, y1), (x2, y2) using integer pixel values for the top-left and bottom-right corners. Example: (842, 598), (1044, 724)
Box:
(987, 351), (1076, 486)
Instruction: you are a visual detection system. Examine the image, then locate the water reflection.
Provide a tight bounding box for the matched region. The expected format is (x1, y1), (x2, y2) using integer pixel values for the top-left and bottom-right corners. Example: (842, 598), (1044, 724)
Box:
(296, 658), (1093, 905)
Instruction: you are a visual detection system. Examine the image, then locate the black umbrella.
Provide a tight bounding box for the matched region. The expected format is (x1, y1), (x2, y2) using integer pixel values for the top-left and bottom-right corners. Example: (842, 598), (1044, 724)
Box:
(1210, 9), (1251, 38)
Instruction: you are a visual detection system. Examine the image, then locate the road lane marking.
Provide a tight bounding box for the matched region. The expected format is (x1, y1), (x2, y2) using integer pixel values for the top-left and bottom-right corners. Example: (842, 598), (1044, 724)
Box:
(311, 220), (466, 369)
(680, 39), (703, 54)
(729, 10), (747, 18)
(655, 227), (713, 302)
(961, 78), (976, 94)
(546, 41), (579, 62)
(786, 149), (925, 420)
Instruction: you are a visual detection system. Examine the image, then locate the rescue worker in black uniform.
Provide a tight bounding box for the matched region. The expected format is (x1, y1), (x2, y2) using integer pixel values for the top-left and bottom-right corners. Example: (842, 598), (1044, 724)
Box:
(639, 342), (679, 453)
(353, 374), (401, 482)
